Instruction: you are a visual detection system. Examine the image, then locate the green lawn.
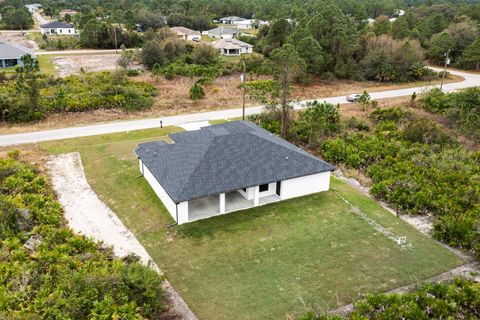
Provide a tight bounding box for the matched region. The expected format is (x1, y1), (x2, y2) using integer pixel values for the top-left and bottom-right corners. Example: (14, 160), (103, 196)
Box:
(41, 128), (463, 320)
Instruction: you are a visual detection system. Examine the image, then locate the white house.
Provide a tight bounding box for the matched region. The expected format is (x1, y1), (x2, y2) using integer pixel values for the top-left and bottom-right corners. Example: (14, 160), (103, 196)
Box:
(40, 22), (77, 35)
(0, 43), (35, 68)
(25, 3), (42, 13)
(135, 121), (335, 224)
(218, 16), (246, 24)
(212, 38), (253, 56)
(234, 19), (268, 30)
(206, 27), (241, 39)
(170, 26), (201, 41)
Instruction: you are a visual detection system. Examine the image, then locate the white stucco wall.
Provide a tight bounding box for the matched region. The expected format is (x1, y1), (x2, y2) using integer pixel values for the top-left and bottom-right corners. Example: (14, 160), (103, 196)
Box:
(41, 27), (77, 35)
(140, 159), (187, 223)
(280, 172), (331, 200)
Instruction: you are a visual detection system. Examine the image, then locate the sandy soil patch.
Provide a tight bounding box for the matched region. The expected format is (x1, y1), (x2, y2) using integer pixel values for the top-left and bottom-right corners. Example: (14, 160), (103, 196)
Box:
(47, 152), (197, 320)
(0, 31), (38, 50)
(52, 54), (121, 77)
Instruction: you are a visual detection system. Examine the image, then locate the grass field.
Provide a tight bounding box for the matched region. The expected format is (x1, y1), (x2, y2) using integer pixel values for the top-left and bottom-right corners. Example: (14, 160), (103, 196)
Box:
(41, 127), (463, 319)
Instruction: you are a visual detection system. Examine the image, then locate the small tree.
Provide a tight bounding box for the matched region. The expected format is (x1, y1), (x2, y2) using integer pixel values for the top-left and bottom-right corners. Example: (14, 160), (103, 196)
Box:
(152, 63), (161, 82)
(358, 91), (375, 111)
(462, 37), (480, 70)
(140, 40), (165, 69)
(268, 44), (306, 138)
(190, 81), (205, 100)
(191, 45), (218, 65)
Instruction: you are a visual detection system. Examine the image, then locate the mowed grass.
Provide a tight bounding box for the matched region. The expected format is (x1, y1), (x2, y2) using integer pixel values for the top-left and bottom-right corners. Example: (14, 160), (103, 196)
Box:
(41, 128), (463, 320)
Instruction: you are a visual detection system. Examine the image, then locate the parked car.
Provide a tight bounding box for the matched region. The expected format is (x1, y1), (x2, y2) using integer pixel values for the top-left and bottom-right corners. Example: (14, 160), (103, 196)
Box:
(346, 93), (362, 102)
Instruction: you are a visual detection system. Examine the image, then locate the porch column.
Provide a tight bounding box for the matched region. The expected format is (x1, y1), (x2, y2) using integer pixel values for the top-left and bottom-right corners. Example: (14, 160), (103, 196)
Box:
(253, 186), (260, 206)
(219, 193), (226, 213)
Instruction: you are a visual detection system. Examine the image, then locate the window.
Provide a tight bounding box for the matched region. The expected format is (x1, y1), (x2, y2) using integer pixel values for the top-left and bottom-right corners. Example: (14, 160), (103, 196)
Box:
(259, 184), (269, 192)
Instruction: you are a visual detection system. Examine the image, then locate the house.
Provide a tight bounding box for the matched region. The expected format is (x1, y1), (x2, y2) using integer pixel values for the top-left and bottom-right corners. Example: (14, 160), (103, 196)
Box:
(170, 26), (201, 41)
(212, 38), (253, 56)
(234, 19), (268, 30)
(25, 3), (42, 13)
(0, 43), (35, 68)
(219, 16), (246, 24)
(135, 121), (335, 224)
(40, 22), (77, 35)
(206, 27), (241, 39)
(59, 9), (79, 18)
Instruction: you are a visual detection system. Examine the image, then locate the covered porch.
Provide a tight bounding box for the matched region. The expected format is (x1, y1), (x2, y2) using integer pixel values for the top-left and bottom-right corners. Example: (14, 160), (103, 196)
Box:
(188, 183), (281, 222)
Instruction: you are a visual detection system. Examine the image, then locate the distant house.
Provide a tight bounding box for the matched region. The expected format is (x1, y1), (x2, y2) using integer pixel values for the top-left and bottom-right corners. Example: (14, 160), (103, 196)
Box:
(206, 27), (241, 39)
(212, 38), (253, 56)
(170, 27), (201, 41)
(234, 19), (268, 30)
(135, 121), (335, 224)
(219, 16), (246, 24)
(25, 3), (42, 13)
(59, 9), (79, 18)
(40, 22), (77, 35)
(0, 43), (35, 68)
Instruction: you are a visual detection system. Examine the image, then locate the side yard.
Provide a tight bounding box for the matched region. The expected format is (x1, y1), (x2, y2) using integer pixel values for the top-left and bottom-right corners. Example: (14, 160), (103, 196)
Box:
(41, 127), (463, 320)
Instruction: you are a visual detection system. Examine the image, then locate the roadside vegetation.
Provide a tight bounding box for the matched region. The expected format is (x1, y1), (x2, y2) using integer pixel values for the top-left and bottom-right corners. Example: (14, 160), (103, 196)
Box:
(0, 56), (157, 123)
(0, 153), (168, 319)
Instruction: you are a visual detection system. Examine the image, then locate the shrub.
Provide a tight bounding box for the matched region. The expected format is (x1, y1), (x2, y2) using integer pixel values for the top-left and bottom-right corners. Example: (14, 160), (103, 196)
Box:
(190, 44), (219, 65)
(370, 107), (406, 122)
(140, 40), (165, 69)
(0, 157), (166, 318)
(190, 81), (205, 100)
(401, 118), (455, 145)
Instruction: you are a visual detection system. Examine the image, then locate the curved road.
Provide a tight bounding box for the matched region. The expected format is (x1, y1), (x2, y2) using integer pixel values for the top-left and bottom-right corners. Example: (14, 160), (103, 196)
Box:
(1, 68), (478, 146)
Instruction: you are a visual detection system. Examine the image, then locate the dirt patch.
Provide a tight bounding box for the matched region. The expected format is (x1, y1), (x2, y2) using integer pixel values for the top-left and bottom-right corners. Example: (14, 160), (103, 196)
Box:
(0, 31), (38, 50)
(46, 152), (197, 320)
(52, 54), (126, 77)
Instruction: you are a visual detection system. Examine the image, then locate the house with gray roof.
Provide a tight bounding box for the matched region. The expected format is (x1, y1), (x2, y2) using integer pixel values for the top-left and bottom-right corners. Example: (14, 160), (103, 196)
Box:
(40, 21), (77, 35)
(0, 43), (35, 68)
(206, 27), (241, 39)
(218, 16), (246, 24)
(212, 38), (253, 56)
(135, 121), (335, 224)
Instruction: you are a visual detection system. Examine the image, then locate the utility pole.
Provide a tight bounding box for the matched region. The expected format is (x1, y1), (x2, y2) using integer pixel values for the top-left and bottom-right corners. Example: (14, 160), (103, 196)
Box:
(242, 60), (246, 120)
(440, 49), (450, 91)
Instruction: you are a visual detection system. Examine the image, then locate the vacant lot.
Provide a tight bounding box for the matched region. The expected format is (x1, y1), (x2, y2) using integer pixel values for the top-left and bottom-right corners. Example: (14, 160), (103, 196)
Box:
(41, 127), (462, 320)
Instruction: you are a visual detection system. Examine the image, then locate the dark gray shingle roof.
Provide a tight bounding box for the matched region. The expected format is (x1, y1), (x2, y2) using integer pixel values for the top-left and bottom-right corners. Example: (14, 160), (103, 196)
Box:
(40, 21), (74, 28)
(0, 43), (35, 59)
(135, 121), (335, 203)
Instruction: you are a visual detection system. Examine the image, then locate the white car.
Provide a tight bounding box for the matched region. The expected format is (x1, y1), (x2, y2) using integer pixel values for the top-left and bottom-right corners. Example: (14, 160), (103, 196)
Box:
(346, 93), (362, 102)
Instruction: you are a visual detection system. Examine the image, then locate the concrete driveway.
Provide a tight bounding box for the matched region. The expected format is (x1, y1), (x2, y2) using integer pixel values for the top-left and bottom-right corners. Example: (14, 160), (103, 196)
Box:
(0, 67), (478, 146)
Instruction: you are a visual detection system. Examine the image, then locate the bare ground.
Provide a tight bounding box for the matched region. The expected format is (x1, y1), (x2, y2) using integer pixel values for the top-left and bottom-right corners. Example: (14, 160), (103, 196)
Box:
(0, 31), (38, 49)
(51, 54), (135, 77)
(46, 152), (197, 320)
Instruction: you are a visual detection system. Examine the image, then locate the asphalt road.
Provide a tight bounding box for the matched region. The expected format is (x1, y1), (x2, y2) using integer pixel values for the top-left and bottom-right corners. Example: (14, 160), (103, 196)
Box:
(1, 67), (478, 147)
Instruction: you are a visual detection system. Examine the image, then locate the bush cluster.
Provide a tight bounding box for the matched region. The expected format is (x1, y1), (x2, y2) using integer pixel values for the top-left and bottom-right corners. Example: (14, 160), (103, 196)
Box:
(304, 279), (480, 320)
(421, 87), (480, 141)
(0, 156), (165, 318)
(0, 71), (157, 123)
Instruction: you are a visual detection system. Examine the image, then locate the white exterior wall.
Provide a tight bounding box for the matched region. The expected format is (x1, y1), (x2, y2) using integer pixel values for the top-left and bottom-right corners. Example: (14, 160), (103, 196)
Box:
(280, 172), (331, 200)
(41, 27), (77, 35)
(209, 32), (235, 39)
(139, 159), (188, 223)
